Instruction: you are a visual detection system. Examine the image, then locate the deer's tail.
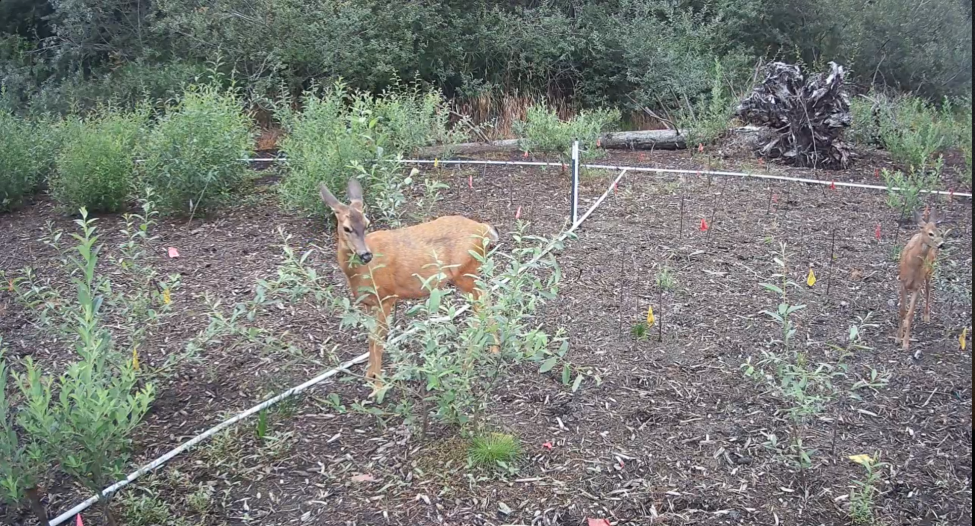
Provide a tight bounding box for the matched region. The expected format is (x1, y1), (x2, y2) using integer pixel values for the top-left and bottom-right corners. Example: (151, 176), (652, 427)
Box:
(485, 224), (500, 245)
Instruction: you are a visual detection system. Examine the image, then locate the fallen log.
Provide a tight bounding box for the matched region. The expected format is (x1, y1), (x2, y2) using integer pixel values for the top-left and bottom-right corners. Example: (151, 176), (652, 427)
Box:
(417, 128), (764, 158)
(417, 129), (686, 158)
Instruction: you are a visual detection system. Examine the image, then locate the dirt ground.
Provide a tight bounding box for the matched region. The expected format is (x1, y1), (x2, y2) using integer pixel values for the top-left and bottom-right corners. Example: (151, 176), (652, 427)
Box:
(1, 147), (972, 526)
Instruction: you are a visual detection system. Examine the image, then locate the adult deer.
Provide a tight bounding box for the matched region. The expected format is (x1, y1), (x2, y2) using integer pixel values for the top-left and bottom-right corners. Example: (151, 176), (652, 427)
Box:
(320, 178), (499, 385)
(897, 209), (945, 353)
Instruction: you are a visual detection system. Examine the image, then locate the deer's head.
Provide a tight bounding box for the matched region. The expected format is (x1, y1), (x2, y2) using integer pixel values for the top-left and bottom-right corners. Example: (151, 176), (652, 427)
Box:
(915, 209), (945, 251)
(320, 179), (373, 264)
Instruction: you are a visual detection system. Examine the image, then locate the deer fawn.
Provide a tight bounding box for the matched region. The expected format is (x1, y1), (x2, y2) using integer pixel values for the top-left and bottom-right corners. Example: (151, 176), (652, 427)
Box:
(897, 209), (945, 353)
(320, 178), (499, 385)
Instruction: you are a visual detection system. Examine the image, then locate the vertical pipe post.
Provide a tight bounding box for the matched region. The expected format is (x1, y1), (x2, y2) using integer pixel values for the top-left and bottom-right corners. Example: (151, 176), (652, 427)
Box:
(571, 141), (580, 226)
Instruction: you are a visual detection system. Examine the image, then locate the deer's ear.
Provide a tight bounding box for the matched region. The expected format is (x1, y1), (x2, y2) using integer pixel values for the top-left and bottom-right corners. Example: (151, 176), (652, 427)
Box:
(347, 178), (364, 202)
(350, 199), (365, 213)
(319, 184), (346, 213)
(929, 210), (943, 225)
(914, 209), (927, 227)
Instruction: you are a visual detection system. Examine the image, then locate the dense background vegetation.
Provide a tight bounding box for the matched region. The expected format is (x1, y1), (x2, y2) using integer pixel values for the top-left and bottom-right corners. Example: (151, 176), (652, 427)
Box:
(1, 0), (971, 117)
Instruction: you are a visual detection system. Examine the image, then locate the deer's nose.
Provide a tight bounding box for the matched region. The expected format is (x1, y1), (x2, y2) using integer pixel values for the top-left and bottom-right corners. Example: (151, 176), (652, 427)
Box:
(938, 242), (945, 249)
(359, 252), (373, 264)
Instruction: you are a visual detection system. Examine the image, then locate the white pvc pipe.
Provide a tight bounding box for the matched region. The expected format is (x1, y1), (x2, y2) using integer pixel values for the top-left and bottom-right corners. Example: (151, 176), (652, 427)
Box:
(395, 159), (972, 199)
(136, 156), (972, 199)
(48, 168), (631, 524)
(581, 163), (973, 198)
(571, 142), (581, 225)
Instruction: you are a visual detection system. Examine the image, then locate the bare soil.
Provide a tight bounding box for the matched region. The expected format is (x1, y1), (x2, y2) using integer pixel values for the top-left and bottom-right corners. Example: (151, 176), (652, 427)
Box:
(1, 147), (971, 526)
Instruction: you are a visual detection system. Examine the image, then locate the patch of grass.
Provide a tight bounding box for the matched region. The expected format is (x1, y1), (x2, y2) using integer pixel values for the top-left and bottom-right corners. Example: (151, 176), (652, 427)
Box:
(469, 433), (522, 472)
(656, 267), (677, 292)
(630, 322), (650, 341)
(119, 491), (173, 526)
(186, 484), (214, 516)
(200, 428), (246, 472)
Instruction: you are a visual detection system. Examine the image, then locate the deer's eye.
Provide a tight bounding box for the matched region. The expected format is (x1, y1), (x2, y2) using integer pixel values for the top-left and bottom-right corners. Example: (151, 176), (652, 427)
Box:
(344, 226), (353, 234)
(928, 232), (935, 237)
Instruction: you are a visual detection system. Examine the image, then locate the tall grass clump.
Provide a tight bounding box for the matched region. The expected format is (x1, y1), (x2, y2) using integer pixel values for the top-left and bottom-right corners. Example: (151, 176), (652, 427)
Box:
(51, 108), (145, 213)
(514, 104), (619, 159)
(677, 60), (737, 147)
(848, 94), (884, 147)
(1, 113), (60, 212)
(279, 82), (460, 218)
(141, 85), (253, 217)
(961, 97), (972, 187)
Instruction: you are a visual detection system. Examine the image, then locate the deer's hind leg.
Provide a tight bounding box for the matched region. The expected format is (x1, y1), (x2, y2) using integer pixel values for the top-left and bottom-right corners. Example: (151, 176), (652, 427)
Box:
(454, 274), (501, 354)
(898, 284), (908, 343)
(901, 290), (920, 352)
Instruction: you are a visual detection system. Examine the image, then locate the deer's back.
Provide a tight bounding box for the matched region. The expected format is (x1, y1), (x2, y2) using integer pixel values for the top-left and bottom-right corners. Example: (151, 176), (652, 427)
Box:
(898, 233), (936, 292)
(352, 216), (495, 300)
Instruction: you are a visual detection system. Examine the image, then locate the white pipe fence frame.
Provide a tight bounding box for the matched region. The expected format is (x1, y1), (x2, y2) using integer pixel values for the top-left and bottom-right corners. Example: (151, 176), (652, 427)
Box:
(47, 167), (630, 525)
(48, 141), (974, 521)
(198, 156), (974, 199)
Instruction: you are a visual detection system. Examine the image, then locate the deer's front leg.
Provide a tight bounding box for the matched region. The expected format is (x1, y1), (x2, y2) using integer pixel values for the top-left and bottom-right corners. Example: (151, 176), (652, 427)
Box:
(366, 300), (396, 391)
(461, 279), (501, 354)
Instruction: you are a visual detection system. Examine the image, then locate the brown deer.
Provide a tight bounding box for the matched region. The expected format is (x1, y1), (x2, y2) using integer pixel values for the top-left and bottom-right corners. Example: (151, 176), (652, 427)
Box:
(897, 209), (945, 352)
(319, 178), (499, 386)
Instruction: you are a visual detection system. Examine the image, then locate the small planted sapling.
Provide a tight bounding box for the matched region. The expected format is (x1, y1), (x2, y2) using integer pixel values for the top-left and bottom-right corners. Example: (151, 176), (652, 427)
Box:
(849, 454), (888, 525)
(0, 343), (51, 526)
(760, 243), (805, 352)
(15, 211), (155, 526)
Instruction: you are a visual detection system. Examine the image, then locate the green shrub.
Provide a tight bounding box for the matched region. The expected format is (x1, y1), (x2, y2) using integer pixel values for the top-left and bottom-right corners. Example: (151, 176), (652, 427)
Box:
(1, 113), (60, 212)
(877, 95), (958, 169)
(374, 83), (462, 155)
(514, 104), (619, 158)
(141, 85), (253, 217)
(51, 109), (145, 213)
(278, 85), (377, 217)
(279, 82), (458, 218)
(882, 160), (942, 218)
